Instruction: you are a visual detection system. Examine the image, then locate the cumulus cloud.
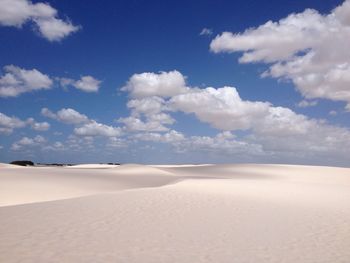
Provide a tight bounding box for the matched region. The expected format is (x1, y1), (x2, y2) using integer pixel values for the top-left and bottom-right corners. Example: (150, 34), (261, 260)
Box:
(11, 135), (46, 150)
(74, 121), (121, 137)
(41, 107), (122, 138)
(60, 76), (101, 93)
(108, 137), (128, 148)
(0, 0), (80, 41)
(65, 135), (95, 151)
(121, 70), (188, 98)
(0, 112), (26, 134)
(119, 69), (350, 164)
(26, 118), (50, 131)
(119, 96), (174, 132)
(136, 129), (185, 144)
(56, 108), (90, 125)
(31, 121), (50, 131)
(11, 135), (67, 152)
(0, 112), (48, 134)
(42, 141), (65, 152)
(210, 0), (350, 109)
(136, 130), (264, 157)
(40, 107), (56, 119)
(41, 108), (89, 125)
(119, 116), (171, 132)
(170, 87), (269, 130)
(0, 65), (52, 97)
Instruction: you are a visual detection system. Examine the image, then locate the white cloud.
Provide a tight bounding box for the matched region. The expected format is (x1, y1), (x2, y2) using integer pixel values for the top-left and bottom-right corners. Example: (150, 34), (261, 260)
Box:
(210, 0), (350, 109)
(65, 135), (95, 151)
(0, 0), (80, 41)
(170, 86), (270, 130)
(74, 121), (121, 137)
(184, 132), (264, 156)
(0, 112), (26, 134)
(11, 135), (46, 150)
(31, 121), (50, 131)
(34, 17), (79, 42)
(127, 96), (167, 116)
(56, 108), (89, 124)
(119, 95), (174, 132)
(41, 108), (89, 125)
(41, 107), (57, 119)
(0, 65), (52, 97)
(136, 130), (264, 156)
(135, 130), (185, 144)
(26, 118), (50, 131)
(60, 76), (101, 93)
(118, 116), (170, 132)
(108, 137), (128, 148)
(11, 135), (68, 152)
(297, 100), (318, 108)
(119, 70), (350, 164)
(0, 112), (51, 134)
(121, 70), (188, 98)
(42, 141), (65, 152)
(41, 107), (122, 138)
(200, 28), (213, 36)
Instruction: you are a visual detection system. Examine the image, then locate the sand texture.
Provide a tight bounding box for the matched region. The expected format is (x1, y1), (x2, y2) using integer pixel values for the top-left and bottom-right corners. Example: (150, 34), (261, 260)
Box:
(0, 163), (349, 262)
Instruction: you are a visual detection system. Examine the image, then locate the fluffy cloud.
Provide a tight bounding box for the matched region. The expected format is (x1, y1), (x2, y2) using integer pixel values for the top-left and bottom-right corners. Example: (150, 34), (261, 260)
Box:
(60, 76), (101, 92)
(210, 0), (350, 109)
(0, 65), (99, 97)
(0, 0), (80, 41)
(0, 65), (52, 97)
(11, 135), (67, 152)
(119, 70), (350, 164)
(41, 107), (122, 137)
(41, 108), (89, 125)
(11, 135), (46, 150)
(119, 96), (174, 132)
(56, 108), (89, 125)
(40, 108), (56, 119)
(0, 112), (49, 134)
(31, 121), (50, 131)
(170, 87), (269, 130)
(0, 112), (26, 134)
(108, 137), (128, 148)
(74, 122), (121, 137)
(121, 70), (188, 98)
(119, 116), (171, 132)
(135, 129), (185, 144)
(26, 118), (50, 131)
(136, 130), (264, 157)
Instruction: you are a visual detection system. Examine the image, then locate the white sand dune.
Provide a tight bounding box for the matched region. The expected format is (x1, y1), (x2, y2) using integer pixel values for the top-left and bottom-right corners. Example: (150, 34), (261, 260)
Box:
(0, 163), (349, 262)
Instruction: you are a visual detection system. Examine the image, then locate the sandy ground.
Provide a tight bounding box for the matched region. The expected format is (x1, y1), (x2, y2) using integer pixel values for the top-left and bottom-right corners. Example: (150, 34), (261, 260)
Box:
(0, 163), (349, 263)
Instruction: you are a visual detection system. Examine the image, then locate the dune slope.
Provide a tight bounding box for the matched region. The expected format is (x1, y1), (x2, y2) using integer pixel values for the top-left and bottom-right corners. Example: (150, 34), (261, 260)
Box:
(0, 164), (349, 263)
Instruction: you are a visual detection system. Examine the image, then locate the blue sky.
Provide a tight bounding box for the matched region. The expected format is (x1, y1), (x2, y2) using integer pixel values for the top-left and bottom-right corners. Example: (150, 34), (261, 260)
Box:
(1, 0), (349, 166)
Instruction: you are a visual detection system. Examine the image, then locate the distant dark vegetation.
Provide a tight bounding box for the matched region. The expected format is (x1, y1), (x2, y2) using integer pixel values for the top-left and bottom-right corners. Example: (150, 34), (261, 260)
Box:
(9, 161), (121, 167)
(10, 160), (34, 166)
(37, 163), (74, 166)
